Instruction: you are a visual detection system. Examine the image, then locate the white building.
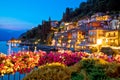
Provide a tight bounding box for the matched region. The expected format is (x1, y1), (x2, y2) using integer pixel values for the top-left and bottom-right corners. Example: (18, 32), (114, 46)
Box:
(110, 17), (119, 30)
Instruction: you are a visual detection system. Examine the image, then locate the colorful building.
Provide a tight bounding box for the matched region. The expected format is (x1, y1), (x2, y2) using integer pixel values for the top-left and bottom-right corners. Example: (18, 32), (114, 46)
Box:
(53, 13), (120, 52)
(105, 30), (120, 46)
(88, 29), (105, 44)
(54, 22), (85, 50)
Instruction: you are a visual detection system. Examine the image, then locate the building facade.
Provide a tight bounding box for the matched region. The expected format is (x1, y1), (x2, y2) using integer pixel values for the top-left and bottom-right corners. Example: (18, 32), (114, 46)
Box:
(88, 29), (105, 44)
(105, 30), (120, 46)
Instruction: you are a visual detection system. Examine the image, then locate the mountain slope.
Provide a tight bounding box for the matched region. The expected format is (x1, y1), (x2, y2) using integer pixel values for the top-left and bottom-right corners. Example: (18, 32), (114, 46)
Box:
(0, 29), (26, 41)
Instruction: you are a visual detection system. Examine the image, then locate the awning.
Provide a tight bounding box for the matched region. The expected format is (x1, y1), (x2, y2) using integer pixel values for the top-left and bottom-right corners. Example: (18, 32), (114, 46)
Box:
(110, 46), (120, 49)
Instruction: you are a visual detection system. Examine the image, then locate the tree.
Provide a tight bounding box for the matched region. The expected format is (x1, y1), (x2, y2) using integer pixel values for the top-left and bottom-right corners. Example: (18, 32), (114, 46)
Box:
(62, 7), (72, 22)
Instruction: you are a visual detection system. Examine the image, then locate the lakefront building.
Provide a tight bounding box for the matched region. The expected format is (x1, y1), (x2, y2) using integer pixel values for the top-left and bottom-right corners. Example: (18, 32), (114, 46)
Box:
(52, 13), (120, 51)
(53, 22), (85, 50)
(104, 30), (120, 47)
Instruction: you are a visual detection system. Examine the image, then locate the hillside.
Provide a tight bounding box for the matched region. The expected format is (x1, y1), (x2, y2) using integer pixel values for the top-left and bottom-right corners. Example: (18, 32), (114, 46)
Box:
(19, 18), (60, 45)
(19, 0), (120, 45)
(0, 29), (25, 41)
(62, 0), (120, 22)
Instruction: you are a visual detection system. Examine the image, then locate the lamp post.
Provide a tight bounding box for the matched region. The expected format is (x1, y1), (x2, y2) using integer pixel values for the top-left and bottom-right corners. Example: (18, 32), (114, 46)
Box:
(34, 41), (38, 52)
(8, 42), (11, 54)
(97, 39), (102, 52)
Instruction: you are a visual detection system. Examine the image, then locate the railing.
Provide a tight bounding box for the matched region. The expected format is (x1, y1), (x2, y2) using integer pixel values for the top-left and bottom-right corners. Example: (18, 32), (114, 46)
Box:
(0, 72), (26, 80)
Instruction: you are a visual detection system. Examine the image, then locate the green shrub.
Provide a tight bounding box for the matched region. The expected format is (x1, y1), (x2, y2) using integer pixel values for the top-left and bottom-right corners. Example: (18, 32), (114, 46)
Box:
(106, 63), (120, 78)
(70, 59), (107, 80)
(71, 72), (84, 80)
(23, 62), (71, 80)
(80, 59), (109, 80)
(23, 59), (120, 80)
(71, 58), (120, 80)
(100, 47), (114, 56)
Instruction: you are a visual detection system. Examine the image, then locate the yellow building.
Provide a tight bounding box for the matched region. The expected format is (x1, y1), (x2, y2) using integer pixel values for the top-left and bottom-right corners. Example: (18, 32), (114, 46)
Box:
(88, 29), (105, 44)
(88, 29), (120, 51)
(105, 30), (120, 46)
(76, 29), (85, 50)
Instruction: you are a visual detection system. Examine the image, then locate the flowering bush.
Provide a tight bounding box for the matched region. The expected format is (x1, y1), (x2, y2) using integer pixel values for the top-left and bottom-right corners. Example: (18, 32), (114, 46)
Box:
(0, 50), (120, 77)
(38, 51), (84, 66)
(114, 54), (120, 63)
(0, 53), (14, 76)
(0, 50), (46, 76)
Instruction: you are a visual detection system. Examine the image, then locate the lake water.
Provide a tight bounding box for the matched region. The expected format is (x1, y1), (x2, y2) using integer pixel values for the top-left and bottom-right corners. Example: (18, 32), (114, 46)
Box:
(0, 41), (9, 54)
(0, 41), (22, 54)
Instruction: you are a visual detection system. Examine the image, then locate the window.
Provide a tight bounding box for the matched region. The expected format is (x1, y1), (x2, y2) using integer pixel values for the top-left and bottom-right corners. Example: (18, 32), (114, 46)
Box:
(113, 32), (115, 37)
(89, 32), (93, 36)
(108, 33), (110, 37)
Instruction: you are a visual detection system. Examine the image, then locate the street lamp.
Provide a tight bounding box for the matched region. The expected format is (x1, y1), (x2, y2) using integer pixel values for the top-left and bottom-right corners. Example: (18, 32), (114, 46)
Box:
(97, 39), (102, 52)
(34, 41), (38, 52)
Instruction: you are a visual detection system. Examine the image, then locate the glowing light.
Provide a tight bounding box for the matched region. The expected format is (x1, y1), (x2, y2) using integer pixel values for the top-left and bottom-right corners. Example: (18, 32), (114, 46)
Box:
(97, 39), (102, 45)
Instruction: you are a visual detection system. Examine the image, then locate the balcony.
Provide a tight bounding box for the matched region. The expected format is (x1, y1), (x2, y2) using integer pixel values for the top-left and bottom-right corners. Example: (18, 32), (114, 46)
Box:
(106, 36), (118, 39)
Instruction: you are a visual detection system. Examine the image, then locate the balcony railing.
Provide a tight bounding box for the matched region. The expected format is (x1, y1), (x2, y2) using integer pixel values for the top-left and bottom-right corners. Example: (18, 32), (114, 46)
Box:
(0, 72), (26, 80)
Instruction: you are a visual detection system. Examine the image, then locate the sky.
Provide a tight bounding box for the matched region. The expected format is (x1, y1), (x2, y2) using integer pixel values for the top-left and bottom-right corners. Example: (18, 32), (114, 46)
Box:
(0, 0), (86, 31)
